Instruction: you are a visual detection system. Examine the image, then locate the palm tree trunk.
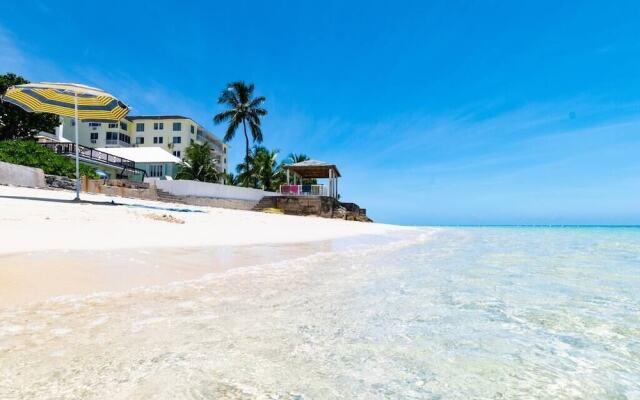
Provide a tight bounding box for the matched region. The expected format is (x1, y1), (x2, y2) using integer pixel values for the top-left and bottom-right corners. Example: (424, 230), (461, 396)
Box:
(242, 119), (250, 187)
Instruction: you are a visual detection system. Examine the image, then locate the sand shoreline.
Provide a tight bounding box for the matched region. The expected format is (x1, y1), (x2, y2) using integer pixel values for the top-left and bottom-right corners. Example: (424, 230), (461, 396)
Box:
(0, 185), (415, 307)
(0, 232), (419, 308)
(0, 185), (407, 255)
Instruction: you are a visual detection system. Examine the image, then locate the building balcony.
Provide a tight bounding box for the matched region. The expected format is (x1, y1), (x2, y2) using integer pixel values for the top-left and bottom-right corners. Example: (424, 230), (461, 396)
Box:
(105, 140), (132, 148)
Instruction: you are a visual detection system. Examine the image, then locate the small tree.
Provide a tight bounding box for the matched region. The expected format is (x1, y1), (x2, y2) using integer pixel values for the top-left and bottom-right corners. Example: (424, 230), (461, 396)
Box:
(175, 142), (220, 182)
(0, 73), (60, 140)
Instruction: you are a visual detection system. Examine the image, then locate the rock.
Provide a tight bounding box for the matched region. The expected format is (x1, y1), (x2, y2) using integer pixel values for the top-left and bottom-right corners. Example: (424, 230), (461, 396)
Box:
(45, 175), (76, 190)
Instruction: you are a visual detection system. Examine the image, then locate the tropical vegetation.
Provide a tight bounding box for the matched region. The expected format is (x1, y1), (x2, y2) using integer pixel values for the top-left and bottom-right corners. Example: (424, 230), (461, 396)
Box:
(213, 81), (267, 187)
(175, 142), (220, 182)
(225, 147), (323, 191)
(0, 139), (97, 178)
(233, 146), (282, 190)
(0, 73), (60, 140)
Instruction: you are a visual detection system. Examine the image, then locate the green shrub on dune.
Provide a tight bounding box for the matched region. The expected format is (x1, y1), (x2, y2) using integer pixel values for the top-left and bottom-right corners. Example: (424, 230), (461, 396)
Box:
(0, 140), (98, 179)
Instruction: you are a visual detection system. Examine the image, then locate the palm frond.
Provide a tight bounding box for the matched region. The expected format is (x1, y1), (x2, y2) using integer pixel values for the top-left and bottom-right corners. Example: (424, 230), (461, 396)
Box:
(249, 96), (266, 108)
(213, 109), (236, 124)
(224, 117), (241, 142)
(249, 120), (263, 143)
(217, 87), (240, 107)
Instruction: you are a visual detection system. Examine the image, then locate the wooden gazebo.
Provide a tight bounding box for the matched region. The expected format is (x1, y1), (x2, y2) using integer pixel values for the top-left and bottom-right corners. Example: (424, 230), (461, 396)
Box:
(281, 160), (341, 199)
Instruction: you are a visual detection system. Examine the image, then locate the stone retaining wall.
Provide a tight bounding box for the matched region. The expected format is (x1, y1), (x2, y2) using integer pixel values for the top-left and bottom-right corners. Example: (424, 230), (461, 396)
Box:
(0, 161), (46, 188)
(255, 195), (372, 222)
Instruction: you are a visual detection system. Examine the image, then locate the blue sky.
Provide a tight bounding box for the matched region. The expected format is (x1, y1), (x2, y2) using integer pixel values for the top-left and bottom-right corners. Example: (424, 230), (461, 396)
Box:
(1, 1), (639, 225)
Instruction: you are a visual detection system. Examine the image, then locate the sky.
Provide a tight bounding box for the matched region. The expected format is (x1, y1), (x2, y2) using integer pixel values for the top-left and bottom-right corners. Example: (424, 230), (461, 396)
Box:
(1, 1), (639, 225)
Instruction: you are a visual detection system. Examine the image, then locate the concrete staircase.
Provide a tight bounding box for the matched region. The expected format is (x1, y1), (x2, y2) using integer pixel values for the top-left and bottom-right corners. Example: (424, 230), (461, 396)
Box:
(253, 196), (278, 211)
(155, 188), (186, 204)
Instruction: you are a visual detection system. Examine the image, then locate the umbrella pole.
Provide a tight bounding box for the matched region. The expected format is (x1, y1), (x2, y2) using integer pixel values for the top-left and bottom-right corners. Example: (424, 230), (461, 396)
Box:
(74, 92), (80, 201)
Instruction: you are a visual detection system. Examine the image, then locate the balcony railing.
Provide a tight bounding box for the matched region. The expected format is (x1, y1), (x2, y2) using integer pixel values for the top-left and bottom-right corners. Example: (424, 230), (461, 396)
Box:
(41, 142), (137, 170)
(105, 139), (132, 147)
(279, 184), (328, 196)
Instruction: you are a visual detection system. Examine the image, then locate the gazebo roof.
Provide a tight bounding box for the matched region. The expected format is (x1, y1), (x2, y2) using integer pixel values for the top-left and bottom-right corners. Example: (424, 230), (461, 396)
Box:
(282, 160), (341, 178)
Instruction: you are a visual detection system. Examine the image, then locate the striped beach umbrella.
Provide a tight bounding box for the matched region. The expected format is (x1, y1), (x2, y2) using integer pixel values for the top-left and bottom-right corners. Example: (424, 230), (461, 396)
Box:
(1, 82), (130, 200)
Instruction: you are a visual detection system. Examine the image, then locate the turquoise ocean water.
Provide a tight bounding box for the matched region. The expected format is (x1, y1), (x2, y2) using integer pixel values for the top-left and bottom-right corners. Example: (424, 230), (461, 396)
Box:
(1, 227), (639, 399)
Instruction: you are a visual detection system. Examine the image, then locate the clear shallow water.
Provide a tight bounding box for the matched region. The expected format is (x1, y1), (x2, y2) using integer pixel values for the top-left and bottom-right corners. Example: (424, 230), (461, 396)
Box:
(1, 227), (639, 399)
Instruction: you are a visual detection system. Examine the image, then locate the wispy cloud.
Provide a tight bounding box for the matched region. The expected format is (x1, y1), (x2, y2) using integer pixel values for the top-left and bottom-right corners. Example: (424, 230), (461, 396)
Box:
(0, 24), (214, 130)
(0, 26), (27, 74)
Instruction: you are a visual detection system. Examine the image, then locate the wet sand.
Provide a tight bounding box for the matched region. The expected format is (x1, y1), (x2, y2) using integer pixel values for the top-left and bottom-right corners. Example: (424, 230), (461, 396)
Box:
(0, 233), (408, 308)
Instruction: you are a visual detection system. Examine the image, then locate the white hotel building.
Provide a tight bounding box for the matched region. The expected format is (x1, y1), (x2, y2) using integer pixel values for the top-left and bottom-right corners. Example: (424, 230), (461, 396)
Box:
(55, 115), (228, 174)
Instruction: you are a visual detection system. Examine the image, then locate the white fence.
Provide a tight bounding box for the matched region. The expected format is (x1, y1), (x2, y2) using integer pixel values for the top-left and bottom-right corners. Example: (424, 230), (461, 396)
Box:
(279, 184), (329, 196)
(154, 179), (278, 202)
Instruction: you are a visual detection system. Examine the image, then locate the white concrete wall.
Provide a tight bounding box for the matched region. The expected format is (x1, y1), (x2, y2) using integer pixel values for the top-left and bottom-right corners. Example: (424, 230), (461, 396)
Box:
(154, 179), (278, 201)
(0, 161), (46, 188)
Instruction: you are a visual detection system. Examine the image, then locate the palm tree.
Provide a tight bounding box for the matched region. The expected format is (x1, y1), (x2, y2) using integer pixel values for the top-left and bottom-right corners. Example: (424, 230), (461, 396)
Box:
(235, 159), (256, 188)
(175, 142), (220, 182)
(234, 146), (284, 190)
(253, 146), (284, 191)
(213, 81), (267, 187)
(224, 172), (238, 186)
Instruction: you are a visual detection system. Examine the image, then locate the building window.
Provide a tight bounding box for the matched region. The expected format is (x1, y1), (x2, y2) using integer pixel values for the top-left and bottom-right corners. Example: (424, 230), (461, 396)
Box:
(153, 122), (164, 130)
(172, 136), (181, 144)
(136, 137), (144, 145)
(90, 132), (98, 142)
(148, 164), (164, 177)
(224, 158), (226, 164)
(153, 136), (163, 144)
(190, 125), (195, 134)
(108, 123), (118, 128)
(88, 122), (101, 127)
(173, 122), (182, 131)
(119, 133), (131, 144)
(106, 132), (118, 141)
(120, 122), (128, 130)
(172, 150), (181, 158)
(223, 147), (226, 154)
(71, 119), (76, 126)
(136, 123), (144, 132)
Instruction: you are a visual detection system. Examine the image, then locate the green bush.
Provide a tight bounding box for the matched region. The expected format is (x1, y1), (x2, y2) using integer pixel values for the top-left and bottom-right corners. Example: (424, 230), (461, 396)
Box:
(0, 140), (98, 179)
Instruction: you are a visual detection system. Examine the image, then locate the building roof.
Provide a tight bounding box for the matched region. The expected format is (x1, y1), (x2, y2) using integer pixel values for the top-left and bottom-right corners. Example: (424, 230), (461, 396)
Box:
(96, 147), (183, 164)
(125, 115), (190, 121)
(282, 160), (341, 178)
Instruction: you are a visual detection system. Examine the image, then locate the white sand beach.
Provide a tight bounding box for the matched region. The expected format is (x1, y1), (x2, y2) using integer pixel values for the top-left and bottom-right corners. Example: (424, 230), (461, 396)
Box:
(0, 185), (402, 255)
(0, 185), (409, 306)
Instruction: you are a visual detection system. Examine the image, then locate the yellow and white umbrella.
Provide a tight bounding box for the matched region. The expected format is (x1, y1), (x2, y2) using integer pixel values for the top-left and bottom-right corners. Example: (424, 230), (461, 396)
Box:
(2, 82), (130, 200)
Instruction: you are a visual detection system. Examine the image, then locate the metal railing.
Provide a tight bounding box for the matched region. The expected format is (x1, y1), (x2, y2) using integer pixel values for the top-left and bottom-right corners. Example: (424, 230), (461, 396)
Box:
(105, 139), (132, 147)
(279, 184), (328, 196)
(39, 142), (146, 181)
